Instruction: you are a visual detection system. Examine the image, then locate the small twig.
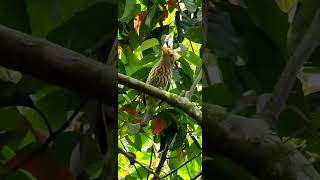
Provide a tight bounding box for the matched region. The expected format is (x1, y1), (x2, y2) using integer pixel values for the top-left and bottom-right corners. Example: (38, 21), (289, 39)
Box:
(119, 148), (163, 180)
(32, 106), (53, 135)
(162, 152), (202, 178)
(147, 141), (154, 180)
(185, 67), (202, 100)
(141, 132), (153, 141)
(188, 132), (201, 149)
(189, 40), (195, 53)
(185, 158), (192, 178)
(120, 141), (143, 180)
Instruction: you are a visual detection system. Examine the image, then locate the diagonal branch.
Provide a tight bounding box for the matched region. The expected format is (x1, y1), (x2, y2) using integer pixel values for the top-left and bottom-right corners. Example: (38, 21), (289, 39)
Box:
(185, 67), (202, 100)
(162, 152), (202, 178)
(118, 73), (202, 126)
(258, 9), (320, 123)
(118, 148), (163, 180)
(0, 24), (117, 106)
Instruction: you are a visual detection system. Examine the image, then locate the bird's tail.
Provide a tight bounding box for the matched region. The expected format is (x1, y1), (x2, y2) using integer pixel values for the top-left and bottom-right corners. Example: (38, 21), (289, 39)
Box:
(141, 111), (153, 127)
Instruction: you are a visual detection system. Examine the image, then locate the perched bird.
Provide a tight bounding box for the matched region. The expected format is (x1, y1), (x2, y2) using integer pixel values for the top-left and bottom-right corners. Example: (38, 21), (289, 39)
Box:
(141, 47), (175, 126)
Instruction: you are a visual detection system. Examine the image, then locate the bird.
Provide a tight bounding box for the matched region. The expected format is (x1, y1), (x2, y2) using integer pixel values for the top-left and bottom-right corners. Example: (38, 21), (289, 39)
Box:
(141, 47), (175, 126)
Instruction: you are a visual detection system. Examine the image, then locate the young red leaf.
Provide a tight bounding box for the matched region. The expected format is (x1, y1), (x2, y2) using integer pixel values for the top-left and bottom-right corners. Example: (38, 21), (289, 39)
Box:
(160, 5), (169, 22)
(133, 11), (148, 35)
(123, 104), (138, 115)
(151, 117), (167, 135)
(167, 0), (180, 10)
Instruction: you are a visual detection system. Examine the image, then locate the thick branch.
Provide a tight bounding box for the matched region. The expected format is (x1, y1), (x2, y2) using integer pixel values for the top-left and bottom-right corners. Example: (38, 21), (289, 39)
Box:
(118, 73), (202, 126)
(0, 24), (117, 106)
(204, 103), (320, 180)
(258, 9), (320, 122)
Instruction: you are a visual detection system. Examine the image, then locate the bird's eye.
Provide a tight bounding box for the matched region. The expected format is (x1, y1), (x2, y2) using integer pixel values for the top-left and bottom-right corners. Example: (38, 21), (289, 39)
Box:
(170, 54), (173, 57)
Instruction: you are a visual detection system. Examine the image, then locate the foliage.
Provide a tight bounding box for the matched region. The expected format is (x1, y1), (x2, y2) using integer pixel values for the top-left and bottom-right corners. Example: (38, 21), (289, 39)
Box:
(0, 0), (116, 179)
(118, 0), (202, 179)
(203, 0), (320, 178)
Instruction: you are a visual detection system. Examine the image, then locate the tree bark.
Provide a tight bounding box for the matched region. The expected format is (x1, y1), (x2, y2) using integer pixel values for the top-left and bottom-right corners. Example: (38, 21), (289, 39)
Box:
(0, 24), (117, 106)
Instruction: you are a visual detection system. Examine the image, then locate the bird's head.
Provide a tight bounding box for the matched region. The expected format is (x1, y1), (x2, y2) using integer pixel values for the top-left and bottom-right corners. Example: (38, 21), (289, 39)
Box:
(161, 47), (175, 65)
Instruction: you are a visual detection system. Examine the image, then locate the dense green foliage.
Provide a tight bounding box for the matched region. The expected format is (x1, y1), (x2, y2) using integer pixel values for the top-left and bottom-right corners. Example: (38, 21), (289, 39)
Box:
(0, 0), (116, 179)
(203, 0), (320, 178)
(118, 0), (202, 179)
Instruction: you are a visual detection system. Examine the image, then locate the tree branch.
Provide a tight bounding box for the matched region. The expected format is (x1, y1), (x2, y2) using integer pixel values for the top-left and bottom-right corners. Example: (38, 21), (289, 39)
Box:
(118, 73), (202, 126)
(204, 103), (320, 180)
(162, 152), (202, 178)
(118, 148), (163, 180)
(155, 147), (169, 176)
(258, 9), (320, 122)
(185, 68), (202, 100)
(0, 24), (117, 106)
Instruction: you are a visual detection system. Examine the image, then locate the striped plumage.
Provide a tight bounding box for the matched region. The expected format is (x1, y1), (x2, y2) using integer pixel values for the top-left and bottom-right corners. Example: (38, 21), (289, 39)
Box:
(142, 47), (175, 126)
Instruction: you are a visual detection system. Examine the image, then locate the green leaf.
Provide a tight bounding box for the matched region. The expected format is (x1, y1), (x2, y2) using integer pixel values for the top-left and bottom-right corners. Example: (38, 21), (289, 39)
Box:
(130, 67), (152, 81)
(185, 26), (202, 43)
(47, 2), (117, 52)
(133, 134), (142, 151)
(118, 60), (127, 75)
(128, 123), (141, 135)
(168, 133), (178, 150)
(130, 166), (148, 179)
(86, 160), (104, 179)
(169, 173), (184, 180)
(183, 51), (202, 67)
(0, 66), (22, 84)
(245, 0), (288, 54)
(26, 0), (105, 37)
(0, 145), (15, 162)
(119, 0), (140, 23)
(168, 151), (183, 169)
(49, 132), (79, 165)
(0, 129), (35, 151)
(179, 57), (194, 80)
(137, 53), (161, 66)
(30, 87), (81, 131)
(203, 84), (235, 106)
(0, 0), (30, 33)
(17, 106), (47, 130)
(0, 107), (22, 131)
(135, 38), (160, 52)
(182, 0), (197, 13)
(6, 169), (36, 180)
(145, 4), (157, 27)
(275, 0), (298, 13)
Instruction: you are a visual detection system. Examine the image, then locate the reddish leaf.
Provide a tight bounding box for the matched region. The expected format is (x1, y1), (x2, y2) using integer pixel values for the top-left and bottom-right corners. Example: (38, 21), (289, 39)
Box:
(123, 104), (138, 115)
(160, 5), (169, 22)
(134, 118), (142, 123)
(167, 0), (180, 10)
(151, 117), (167, 135)
(133, 11), (148, 35)
(7, 144), (75, 180)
